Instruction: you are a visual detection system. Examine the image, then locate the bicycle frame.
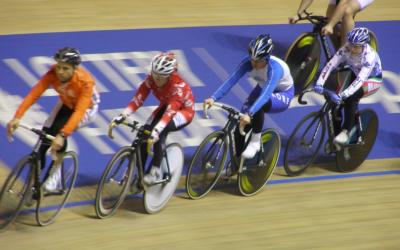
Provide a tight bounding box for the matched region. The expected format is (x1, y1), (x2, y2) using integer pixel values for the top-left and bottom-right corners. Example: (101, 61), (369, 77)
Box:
(205, 104), (244, 171)
(303, 12), (335, 61)
(110, 121), (173, 186)
(299, 90), (365, 150)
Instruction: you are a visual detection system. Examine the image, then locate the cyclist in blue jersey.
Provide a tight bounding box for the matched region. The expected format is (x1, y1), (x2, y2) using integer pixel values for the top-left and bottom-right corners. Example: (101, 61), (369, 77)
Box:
(315, 27), (382, 145)
(204, 34), (294, 159)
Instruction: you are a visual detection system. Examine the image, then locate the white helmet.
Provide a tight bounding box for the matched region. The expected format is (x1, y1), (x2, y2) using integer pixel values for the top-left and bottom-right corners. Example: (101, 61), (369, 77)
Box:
(151, 52), (177, 76)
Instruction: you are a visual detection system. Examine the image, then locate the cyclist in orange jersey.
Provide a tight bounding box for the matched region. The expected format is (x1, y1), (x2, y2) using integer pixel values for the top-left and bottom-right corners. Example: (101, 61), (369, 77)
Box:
(6, 47), (100, 192)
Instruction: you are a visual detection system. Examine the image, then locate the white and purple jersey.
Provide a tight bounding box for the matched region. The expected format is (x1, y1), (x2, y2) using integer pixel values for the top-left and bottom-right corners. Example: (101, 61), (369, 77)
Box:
(316, 43), (382, 98)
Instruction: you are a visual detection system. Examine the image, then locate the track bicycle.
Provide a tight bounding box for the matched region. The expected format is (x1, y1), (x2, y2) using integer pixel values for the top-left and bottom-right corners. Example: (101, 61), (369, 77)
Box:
(0, 123), (78, 230)
(95, 119), (184, 218)
(285, 10), (378, 95)
(283, 88), (378, 176)
(185, 102), (281, 198)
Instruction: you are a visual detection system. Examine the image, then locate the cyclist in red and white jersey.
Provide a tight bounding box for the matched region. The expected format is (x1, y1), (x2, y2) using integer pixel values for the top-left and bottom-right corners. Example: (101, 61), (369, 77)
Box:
(112, 52), (195, 185)
(289, 0), (375, 45)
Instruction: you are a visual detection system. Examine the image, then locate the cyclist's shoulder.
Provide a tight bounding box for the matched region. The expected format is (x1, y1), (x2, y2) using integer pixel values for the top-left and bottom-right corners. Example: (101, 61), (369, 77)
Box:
(73, 67), (95, 86)
(269, 56), (289, 71)
(169, 73), (193, 91)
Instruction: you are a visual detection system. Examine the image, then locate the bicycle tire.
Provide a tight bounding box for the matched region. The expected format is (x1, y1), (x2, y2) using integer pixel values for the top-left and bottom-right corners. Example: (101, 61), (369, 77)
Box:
(336, 109), (378, 172)
(36, 151), (78, 226)
(283, 111), (326, 176)
(144, 143), (184, 214)
(285, 32), (321, 96)
(95, 146), (135, 219)
(238, 129), (281, 196)
(185, 131), (228, 199)
(0, 155), (34, 231)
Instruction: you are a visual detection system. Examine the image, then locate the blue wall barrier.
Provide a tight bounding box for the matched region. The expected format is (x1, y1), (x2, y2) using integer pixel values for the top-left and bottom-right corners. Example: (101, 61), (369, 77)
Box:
(1, 21), (399, 185)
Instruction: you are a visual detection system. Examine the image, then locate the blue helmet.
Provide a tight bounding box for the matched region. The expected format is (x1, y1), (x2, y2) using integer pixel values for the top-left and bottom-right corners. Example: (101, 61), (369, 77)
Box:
(347, 27), (370, 46)
(54, 47), (81, 66)
(248, 34), (273, 60)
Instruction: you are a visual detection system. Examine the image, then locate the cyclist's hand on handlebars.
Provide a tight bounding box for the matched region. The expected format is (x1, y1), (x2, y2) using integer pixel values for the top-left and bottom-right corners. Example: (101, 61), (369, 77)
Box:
(6, 118), (20, 139)
(288, 14), (300, 24)
(112, 114), (127, 124)
(239, 114), (251, 127)
(322, 25), (334, 36)
(329, 93), (342, 105)
(203, 98), (215, 110)
(51, 134), (65, 152)
(314, 85), (324, 94)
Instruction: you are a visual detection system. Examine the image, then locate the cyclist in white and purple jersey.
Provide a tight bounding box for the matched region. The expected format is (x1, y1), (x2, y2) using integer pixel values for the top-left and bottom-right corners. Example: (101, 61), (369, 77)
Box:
(315, 27), (382, 144)
(204, 34), (294, 159)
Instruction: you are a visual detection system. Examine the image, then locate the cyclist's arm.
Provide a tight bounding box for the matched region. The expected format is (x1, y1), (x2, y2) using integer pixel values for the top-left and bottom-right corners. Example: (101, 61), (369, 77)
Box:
(340, 65), (373, 98)
(60, 80), (95, 136)
(210, 57), (251, 101)
(14, 73), (52, 119)
(122, 78), (151, 116)
(316, 48), (346, 86)
(247, 60), (283, 116)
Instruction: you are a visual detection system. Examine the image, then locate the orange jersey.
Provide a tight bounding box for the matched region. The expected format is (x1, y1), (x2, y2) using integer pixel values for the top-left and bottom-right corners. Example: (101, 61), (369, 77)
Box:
(14, 65), (97, 136)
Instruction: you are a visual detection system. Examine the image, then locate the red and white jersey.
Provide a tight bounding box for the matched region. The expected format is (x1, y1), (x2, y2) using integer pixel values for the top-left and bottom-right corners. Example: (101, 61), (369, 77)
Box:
(123, 72), (195, 133)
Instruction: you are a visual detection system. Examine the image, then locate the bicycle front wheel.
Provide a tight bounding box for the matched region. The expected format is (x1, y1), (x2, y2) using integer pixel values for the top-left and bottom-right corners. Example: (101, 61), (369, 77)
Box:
(186, 131), (228, 199)
(284, 112), (326, 176)
(0, 155), (34, 231)
(36, 151), (78, 226)
(285, 32), (321, 95)
(95, 146), (135, 219)
(238, 129), (281, 196)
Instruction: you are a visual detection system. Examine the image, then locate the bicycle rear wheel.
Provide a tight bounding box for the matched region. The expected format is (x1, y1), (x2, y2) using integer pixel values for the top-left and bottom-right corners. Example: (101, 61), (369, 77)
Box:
(95, 146), (135, 219)
(144, 143), (184, 214)
(336, 109), (378, 172)
(283, 112), (326, 176)
(238, 129), (281, 196)
(36, 151), (78, 226)
(285, 32), (321, 95)
(186, 131), (228, 199)
(0, 155), (34, 231)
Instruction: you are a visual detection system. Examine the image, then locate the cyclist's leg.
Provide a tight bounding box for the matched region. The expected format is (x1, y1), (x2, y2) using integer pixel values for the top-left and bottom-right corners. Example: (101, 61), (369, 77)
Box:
(153, 113), (190, 168)
(145, 111), (191, 184)
(342, 74), (381, 132)
(238, 86), (263, 157)
(139, 106), (168, 171)
(35, 102), (73, 170)
(340, 0), (374, 44)
(242, 86), (294, 158)
(342, 87), (364, 132)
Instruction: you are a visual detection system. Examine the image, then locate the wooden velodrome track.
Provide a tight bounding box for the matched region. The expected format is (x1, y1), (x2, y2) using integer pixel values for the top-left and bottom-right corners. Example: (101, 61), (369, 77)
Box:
(1, 1), (400, 249)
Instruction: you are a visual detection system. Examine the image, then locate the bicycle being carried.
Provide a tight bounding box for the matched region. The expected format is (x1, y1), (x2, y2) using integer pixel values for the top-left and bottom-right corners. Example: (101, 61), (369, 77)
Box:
(95, 119), (184, 218)
(185, 102), (281, 198)
(285, 10), (378, 95)
(0, 123), (78, 231)
(283, 88), (378, 176)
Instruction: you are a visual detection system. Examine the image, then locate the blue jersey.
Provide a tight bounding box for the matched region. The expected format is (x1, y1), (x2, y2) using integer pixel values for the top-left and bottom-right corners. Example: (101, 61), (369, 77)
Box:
(211, 55), (293, 116)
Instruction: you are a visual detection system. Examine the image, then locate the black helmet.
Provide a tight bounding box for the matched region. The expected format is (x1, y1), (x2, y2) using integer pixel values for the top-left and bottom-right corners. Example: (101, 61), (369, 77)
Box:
(248, 34), (273, 60)
(54, 47), (81, 66)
